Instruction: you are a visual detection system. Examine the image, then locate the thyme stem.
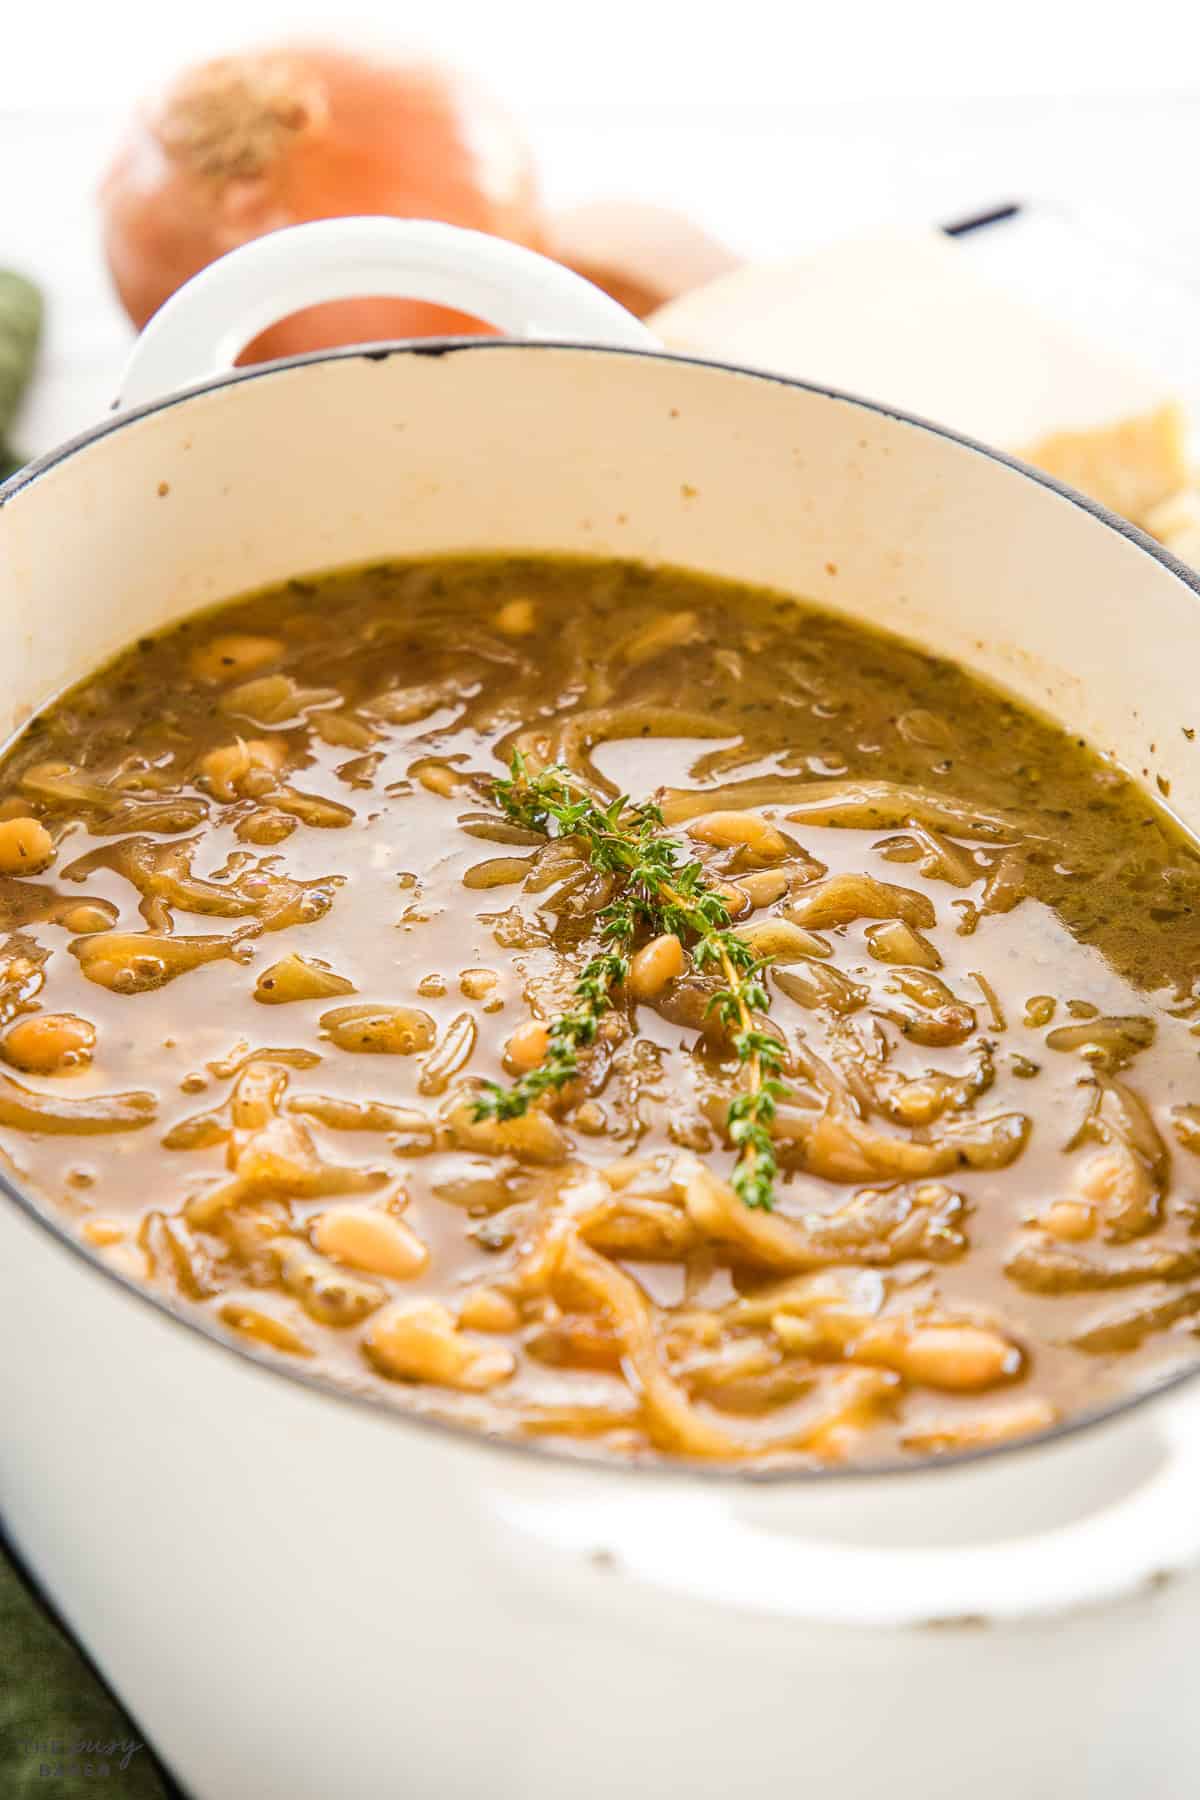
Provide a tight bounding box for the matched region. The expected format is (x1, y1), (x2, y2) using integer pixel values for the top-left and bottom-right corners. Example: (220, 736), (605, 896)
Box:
(471, 756), (789, 1208)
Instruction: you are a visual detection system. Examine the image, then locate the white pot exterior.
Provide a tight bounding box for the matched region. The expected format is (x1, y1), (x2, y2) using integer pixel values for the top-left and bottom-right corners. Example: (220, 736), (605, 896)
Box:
(5, 324), (1200, 1799)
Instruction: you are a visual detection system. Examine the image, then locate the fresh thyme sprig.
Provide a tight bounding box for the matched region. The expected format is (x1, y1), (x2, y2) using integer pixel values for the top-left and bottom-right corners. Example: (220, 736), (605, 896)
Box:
(471, 948), (630, 1121)
(471, 754), (789, 1209)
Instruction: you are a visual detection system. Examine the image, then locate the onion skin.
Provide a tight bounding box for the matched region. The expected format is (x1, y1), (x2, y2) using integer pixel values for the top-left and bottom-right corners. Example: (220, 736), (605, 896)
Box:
(100, 46), (547, 357)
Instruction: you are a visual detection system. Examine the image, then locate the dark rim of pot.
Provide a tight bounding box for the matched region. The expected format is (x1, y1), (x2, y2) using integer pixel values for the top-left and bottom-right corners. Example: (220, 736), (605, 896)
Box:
(3, 335), (1200, 1487)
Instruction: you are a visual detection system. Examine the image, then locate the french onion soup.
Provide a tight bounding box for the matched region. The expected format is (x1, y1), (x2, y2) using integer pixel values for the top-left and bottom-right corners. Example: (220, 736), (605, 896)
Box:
(3, 555), (1200, 1467)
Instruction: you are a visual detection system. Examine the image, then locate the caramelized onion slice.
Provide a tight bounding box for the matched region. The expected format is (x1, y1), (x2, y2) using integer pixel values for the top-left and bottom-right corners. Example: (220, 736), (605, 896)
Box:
(782, 1103), (1029, 1185)
(418, 1012), (477, 1097)
(676, 1156), (968, 1271)
(1005, 1240), (1200, 1294)
(274, 787), (356, 830)
(219, 673), (338, 725)
(219, 1302), (313, 1357)
(785, 873), (935, 931)
(320, 1005), (436, 1055)
(517, 706), (732, 796)
(65, 837), (337, 932)
(254, 954), (356, 1005)
(1046, 1016), (1156, 1071)
(556, 1232), (743, 1457)
(1068, 1078), (1167, 1241)
(0, 877), (115, 936)
(734, 918), (831, 962)
(561, 1229), (896, 1459)
(72, 928), (251, 993)
(365, 1299), (515, 1390)
(19, 762), (207, 833)
(0, 1069), (155, 1134)
(580, 1193), (699, 1260)
(876, 821), (978, 888)
(444, 1090), (568, 1165)
(657, 778), (1019, 838)
(276, 1242), (387, 1329)
(902, 1397), (1057, 1455)
(288, 1094), (435, 1141)
(773, 962), (867, 1017)
(1068, 1287), (1200, 1353)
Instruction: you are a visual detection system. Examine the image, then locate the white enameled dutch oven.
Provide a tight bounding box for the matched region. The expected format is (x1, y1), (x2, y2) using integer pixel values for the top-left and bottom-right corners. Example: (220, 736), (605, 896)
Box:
(4, 218), (1200, 1800)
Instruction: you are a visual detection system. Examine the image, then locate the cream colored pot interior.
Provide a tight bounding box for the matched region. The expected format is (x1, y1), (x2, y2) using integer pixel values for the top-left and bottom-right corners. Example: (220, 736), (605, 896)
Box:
(5, 344), (1199, 839)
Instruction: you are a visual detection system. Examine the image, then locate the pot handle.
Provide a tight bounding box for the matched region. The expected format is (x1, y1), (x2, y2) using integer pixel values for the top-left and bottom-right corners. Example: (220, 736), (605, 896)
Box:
(116, 216), (659, 410)
(493, 1402), (1200, 1628)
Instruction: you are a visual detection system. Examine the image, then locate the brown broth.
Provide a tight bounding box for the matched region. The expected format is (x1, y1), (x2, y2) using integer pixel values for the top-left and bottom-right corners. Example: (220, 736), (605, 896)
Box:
(3, 554), (1200, 1467)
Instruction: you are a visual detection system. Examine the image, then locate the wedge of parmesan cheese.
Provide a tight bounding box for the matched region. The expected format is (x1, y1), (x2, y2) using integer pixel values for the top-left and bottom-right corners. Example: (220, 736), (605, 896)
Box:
(1144, 486), (1200, 568)
(1021, 407), (1189, 528)
(649, 229), (1191, 530)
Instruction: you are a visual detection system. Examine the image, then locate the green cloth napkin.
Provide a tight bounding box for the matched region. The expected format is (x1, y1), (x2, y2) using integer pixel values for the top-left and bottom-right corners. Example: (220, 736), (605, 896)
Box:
(0, 268), (42, 481)
(0, 1540), (174, 1797)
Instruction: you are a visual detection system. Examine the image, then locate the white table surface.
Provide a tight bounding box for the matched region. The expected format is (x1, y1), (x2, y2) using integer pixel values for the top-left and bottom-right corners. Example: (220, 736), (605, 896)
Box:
(4, 89), (1200, 459)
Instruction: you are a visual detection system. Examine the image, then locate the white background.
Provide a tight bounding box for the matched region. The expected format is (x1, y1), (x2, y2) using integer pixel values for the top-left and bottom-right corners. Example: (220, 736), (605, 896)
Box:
(3, 0), (1200, 453)
(6, 0), (1200, 110)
